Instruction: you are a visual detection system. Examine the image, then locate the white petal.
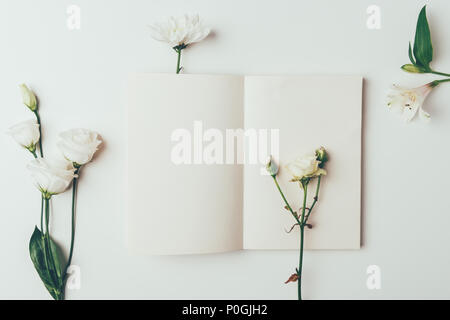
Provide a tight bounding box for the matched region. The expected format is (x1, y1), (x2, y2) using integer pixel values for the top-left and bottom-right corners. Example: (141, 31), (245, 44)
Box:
(419, 107), (431, 122)
(401, 103), (419, 122)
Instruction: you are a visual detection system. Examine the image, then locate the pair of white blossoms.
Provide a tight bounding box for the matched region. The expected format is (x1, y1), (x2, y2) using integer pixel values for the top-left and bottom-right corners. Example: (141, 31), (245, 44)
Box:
(8, 86), (102, 197)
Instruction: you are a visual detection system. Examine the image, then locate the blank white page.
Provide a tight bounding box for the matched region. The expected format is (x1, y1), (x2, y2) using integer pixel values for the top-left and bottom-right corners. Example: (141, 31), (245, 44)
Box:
(127, 73), (244, 254)
(243, 75), (362, 250)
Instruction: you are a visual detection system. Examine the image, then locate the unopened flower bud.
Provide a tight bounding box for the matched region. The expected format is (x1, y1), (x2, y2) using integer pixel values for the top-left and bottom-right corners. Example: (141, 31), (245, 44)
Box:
(401, 64), (427, 74)
(265, 155), (278, 177)
(315, 147), (328, 168)
(19, 84), (37, 112)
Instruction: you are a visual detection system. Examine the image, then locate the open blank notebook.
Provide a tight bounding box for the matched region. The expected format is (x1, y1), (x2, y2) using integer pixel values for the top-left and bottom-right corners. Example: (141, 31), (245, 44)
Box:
(127, 73), (362, 254)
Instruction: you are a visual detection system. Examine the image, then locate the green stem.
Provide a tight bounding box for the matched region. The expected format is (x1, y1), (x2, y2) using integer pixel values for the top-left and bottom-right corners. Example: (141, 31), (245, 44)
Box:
(433, 78), (450, 85)
(66, 168), (79, 272)
(29, 151), (45, 233)
(43, 198), (59, 296)
(430, 70), (450, 77)
(30, 111), (45, 234)
(40, 196), (44, 233)
(272, 176), (300, 224)
(45, 198), (50, 234)
(298, 226), (304, 300)
(304, 176), (322, 224)
(176, 49), (182, 74)
(33, 111), (43, 157)
(297, 183), (308, 301)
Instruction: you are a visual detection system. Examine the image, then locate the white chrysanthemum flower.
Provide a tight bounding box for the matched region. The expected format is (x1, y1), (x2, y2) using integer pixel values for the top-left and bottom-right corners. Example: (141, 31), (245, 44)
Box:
(149, 14), (210, 48)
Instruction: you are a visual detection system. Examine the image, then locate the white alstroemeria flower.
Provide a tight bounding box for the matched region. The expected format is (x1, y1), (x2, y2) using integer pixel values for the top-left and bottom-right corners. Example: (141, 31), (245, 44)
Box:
(57, 128), (102, 166)
(387, 83), (435, 122)
(149, 14), (210, 48)
(7, 119), (40, 152)
(27, 158), (77, 198)
(285, 153), (326, 182)
(19, 84), (37, 111)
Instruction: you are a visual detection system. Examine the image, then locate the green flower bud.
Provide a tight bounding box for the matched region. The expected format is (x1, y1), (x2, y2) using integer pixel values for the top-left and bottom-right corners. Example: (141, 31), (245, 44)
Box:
(19, 84), (38, 112)
(265, 155), (278, 177)
(401, 64), (426, 74)
(315, 147), (328, 168)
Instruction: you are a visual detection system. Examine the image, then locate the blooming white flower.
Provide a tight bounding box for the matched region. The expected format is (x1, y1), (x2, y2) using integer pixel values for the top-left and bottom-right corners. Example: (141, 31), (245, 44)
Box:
(285, 153), (326, 182)
(57, 128), (102, 166)
(387, 83), (434, 122)
(27, 158), (77, 197)
(19, 84), (37, 111)
(7, 119), (40, 152)
(149, 14), (210, 47)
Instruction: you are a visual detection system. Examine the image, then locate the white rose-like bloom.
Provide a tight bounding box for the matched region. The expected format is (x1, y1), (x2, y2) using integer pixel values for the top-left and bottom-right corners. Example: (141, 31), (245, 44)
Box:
(149, 14), (210, 47)
(7, 119), (40, 152)
(387, 83), (434, 122)
(19, 84), (37, 111)
(27, 158), (77, 197)
(57, 129), (102, 166)
(285, 154), (326, 182)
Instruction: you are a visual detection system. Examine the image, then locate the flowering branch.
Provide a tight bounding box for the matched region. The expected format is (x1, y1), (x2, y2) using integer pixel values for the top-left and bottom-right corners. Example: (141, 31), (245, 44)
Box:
(150, 14), (210, 74)
(265, 147), (328, 300)
(389, 5), (450, 122)
(9, 85), (102, 300)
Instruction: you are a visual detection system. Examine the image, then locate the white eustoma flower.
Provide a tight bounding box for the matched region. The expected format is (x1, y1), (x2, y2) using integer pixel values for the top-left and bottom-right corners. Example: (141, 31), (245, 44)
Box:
(285, 154), (326, 182)
(57, 128), (102, 166)
(19, 84), (37, 111)
(7, 119), (40, 152)
(387, 83), (434, 122)
(27, 158), (77, 197)
(149, 14), (210, 47)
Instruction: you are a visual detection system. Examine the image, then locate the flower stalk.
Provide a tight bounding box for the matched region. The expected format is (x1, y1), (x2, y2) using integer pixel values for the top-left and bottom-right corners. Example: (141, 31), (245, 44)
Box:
(66, 166), (80, 272)
(33, 111), (43, 157)
(150, 14), (210, 74)
(10, 84), (102, 300)
(176, 48), (182, 74)
(173, 44), (187, 74)
(392, 5), (450, 122)
(267, 148), (328, 300)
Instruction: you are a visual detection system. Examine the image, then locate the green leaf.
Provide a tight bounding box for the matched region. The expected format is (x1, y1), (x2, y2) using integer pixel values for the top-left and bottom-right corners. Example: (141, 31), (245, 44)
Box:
(29, 227), (65, 300)
(413, 5), (433, 69)
(408, 42), (416, 64)
(48, 236), (64, 281)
